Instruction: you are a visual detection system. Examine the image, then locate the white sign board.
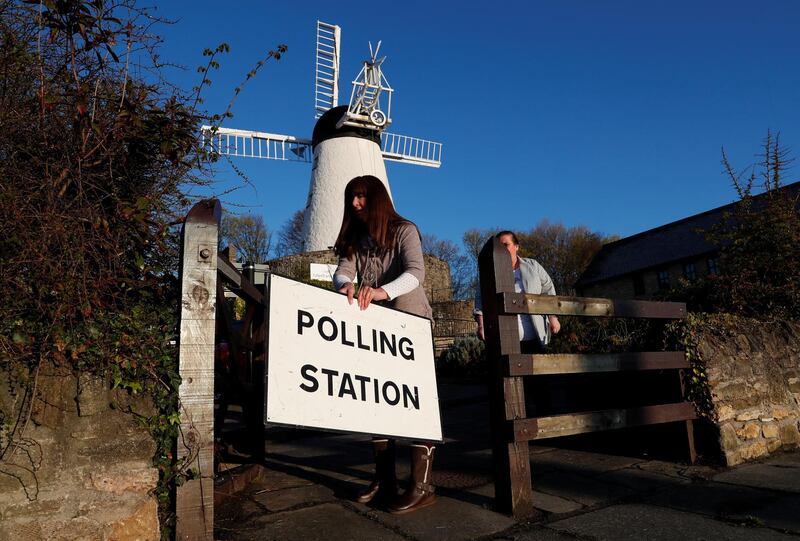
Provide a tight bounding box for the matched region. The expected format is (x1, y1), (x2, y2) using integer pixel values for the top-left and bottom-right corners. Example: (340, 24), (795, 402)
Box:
(309, 263), (356, 283)
(266, 274), (442, 442)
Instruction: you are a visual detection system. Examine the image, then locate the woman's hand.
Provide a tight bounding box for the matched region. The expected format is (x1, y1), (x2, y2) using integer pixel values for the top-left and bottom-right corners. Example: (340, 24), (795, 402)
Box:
(338, 282), (356, 304)
(356, 285), (388, 310)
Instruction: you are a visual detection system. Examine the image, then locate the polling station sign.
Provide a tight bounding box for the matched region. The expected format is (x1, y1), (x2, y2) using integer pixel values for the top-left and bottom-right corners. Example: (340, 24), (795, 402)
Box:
(266, 274), (442, 442)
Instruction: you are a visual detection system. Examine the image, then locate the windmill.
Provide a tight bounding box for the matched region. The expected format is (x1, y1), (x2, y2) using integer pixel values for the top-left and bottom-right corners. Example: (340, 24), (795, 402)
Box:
(201, 21), (443, 252)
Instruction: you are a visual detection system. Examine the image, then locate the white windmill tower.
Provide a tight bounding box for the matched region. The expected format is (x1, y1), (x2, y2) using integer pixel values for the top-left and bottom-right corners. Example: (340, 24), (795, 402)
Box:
(202, 21), (442, 252)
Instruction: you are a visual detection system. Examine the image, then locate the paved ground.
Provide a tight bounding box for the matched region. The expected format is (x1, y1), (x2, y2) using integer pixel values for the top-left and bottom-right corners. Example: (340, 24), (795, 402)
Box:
(214, 383), (800, 540)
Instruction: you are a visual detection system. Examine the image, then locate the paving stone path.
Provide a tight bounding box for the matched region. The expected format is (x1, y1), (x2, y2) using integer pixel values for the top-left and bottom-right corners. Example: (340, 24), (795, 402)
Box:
(215, 383), (800, 540)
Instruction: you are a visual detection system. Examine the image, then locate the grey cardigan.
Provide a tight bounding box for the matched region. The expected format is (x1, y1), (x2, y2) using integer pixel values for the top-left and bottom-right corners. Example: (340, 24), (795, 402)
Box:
(474, 256), (556, 345)
(335, 222), (433, 321)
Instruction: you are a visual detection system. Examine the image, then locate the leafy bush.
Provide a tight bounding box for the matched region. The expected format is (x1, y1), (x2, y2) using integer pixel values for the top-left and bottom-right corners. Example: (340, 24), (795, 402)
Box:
(437, 317), (664, 378)
(667, 131), (799, 320)
(0, 2), (208, 534)
(0, 2), (283, 536)
(549, 316), (660, 354)
(664, 313), (724, 421)
(438, 336), (486, 377)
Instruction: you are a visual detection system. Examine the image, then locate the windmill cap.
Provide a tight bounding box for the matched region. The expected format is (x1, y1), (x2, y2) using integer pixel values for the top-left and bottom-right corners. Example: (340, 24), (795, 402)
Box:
(312, 105), (381, 149)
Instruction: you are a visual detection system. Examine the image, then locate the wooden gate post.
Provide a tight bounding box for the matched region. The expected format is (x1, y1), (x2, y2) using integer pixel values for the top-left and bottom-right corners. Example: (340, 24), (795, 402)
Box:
(478, 237), (535, 518)
(176, 200), (221, 540)
(242, 262), (266, 463)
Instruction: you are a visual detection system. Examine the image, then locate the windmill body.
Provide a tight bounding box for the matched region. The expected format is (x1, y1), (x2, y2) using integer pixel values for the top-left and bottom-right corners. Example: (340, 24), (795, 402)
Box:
(202, 21), (441, 252)
(303, 105), (392, 251)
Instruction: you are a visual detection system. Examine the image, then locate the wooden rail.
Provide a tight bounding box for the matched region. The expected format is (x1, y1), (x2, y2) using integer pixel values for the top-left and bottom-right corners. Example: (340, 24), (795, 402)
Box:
(478, 237), (696, 519)
(504, 351), (689, 376)
(512, 402), (697, 441)
(500, 292), (687, 319)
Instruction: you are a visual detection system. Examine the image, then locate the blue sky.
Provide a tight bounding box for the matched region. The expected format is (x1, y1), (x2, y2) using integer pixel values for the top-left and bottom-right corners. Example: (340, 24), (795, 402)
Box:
(156, 1), (800, 247)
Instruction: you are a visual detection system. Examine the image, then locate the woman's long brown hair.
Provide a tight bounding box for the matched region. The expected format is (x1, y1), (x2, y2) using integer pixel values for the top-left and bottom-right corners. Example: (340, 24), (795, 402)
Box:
(334, 175), (410, 258)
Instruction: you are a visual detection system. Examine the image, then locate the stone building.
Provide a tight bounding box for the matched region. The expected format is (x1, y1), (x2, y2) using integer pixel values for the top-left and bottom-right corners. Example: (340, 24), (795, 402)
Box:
(576, 181), (800, 299)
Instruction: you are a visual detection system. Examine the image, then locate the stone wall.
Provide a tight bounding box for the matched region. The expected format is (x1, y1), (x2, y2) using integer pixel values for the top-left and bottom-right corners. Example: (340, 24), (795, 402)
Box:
(430, 300), (478, 354)
(268, 250), (453, 304)
(268, 249), (340, 280)
(432, 299), (475, 321)
(696, 317), (800, 466)
(0, 365), (160, 540)
(423, 255), (452, 303)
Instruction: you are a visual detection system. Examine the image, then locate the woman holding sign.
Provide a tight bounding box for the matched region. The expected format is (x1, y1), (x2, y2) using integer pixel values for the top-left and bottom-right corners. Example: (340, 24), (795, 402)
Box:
(332, 175), (436, 515)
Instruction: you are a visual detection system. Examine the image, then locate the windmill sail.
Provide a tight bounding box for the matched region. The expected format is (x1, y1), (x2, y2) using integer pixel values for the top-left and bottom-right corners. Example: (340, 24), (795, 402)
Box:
(315, 21), (340, 118)
(201, 126), (312, 163)
(201, 21), (443, 252)
(380, 132), (442, 168)
(202, 126), (441, 168)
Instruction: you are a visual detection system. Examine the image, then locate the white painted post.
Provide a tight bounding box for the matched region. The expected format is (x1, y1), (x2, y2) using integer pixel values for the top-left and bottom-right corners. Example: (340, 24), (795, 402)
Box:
(176, 199), (221, 540)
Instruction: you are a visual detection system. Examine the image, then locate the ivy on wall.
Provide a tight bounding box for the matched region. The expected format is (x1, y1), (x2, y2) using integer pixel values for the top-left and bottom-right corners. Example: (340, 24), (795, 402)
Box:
(665, 314), (725, 422)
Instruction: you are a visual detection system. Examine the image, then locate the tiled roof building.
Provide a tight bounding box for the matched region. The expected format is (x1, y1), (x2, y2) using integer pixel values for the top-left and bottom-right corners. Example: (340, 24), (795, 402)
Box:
(575, 181), (800, 299)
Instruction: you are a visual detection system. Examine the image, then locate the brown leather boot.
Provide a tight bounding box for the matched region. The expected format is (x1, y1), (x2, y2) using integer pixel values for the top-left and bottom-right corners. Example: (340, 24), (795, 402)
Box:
(388, 444), (436, 514)
(356, 439), (397, 504)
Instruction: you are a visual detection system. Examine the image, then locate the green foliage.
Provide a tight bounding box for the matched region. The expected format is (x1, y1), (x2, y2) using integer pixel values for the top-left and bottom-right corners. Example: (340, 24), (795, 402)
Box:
(549, 317), (658, 354)
(712, 131), (799, 319)
(437, 336), (486, 377)
(0, 6), (205, 531)
(664, 314), (732, 421)
(307, 279), (335, 290)
(669, 131), (799, 320)
(101, 293), (189, 535)
(0, 2), (285, 537)
(437, 318), (663, 378)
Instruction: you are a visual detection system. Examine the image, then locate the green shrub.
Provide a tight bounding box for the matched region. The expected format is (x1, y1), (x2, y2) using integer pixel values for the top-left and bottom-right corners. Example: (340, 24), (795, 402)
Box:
(665, 132), (800, 320)
(549, 316), (659, 354)
(0, 3), (284, 537)
(438, 336), (486, 377)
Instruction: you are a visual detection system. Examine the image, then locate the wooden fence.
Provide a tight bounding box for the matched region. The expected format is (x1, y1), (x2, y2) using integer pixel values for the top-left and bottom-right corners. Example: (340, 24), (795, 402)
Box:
(478, 237), (697, 518)
(176, 200), (267, 540)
